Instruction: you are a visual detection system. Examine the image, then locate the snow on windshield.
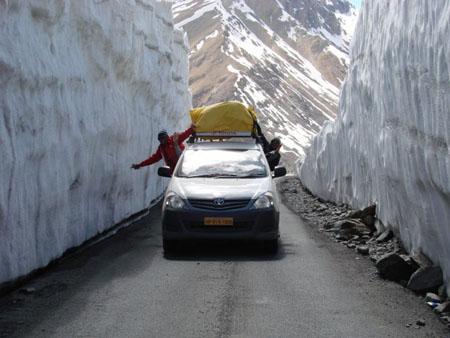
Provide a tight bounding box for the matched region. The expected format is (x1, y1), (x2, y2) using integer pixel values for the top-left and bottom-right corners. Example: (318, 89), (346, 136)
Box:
(178, 149), (267, 178)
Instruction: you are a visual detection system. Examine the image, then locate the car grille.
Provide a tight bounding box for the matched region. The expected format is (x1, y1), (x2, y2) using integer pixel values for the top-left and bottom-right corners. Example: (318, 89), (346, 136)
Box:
(188, 199), (251, 210)
(188, 220), (253, 229)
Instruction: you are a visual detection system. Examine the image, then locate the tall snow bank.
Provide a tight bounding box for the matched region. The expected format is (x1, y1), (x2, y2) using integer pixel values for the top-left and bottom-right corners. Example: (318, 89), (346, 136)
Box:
(300, 1), (450, 289)
(0, 0), (191, 284)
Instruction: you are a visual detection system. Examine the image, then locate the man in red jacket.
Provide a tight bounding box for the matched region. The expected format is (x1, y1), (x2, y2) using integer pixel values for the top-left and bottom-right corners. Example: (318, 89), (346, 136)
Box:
(131, 125), (194, 174)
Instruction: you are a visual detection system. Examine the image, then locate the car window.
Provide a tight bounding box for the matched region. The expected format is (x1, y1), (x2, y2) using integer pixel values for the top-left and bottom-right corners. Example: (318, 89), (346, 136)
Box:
(176, 149), (268, 178)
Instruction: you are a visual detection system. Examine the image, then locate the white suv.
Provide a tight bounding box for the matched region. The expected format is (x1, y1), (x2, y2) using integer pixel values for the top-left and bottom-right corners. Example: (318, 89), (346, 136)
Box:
(158, 139), (286, 254)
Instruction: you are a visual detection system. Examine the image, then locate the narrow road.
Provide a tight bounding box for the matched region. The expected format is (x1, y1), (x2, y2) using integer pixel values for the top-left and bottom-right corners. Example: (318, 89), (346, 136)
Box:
(0, 203), (448, 337)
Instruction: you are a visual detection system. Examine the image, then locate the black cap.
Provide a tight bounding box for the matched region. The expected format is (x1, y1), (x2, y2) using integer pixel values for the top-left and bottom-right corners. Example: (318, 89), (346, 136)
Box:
(157, 130), (168, 140)
(270, 137), (281, 147)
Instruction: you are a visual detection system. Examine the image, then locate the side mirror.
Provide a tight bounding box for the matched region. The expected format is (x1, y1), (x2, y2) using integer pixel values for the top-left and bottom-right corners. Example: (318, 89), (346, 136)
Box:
(272, 166), (287, 178)
(158, 166), (172, 178)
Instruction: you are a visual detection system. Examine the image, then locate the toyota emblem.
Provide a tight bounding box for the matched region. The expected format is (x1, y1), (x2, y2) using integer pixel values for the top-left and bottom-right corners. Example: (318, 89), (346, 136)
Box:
(213, 198), (225, 206)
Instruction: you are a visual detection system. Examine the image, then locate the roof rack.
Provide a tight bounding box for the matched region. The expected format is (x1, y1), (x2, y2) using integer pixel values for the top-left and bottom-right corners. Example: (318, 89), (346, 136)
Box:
(188, 131), (258, 143)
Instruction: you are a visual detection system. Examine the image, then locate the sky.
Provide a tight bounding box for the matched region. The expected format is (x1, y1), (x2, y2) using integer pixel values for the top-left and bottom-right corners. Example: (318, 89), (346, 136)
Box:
(350, 0), (362, 8)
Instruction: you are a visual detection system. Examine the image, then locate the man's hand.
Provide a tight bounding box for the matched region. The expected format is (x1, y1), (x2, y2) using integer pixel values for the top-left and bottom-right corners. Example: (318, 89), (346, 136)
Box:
(191, 123), (196, 132)
(131, 164), (140, 170)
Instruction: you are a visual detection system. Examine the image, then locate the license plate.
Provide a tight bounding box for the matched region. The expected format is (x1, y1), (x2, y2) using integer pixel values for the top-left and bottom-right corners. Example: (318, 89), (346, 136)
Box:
(204, 217), (234, 226)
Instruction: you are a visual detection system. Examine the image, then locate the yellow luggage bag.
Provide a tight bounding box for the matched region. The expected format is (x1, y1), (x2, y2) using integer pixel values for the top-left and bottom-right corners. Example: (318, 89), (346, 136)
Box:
(189, 101), (257, 135)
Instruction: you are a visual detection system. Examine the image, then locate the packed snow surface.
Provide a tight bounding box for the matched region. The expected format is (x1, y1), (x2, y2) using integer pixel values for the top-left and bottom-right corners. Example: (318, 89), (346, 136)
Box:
(300, 1), (450, 291)
(0, 0), (191, 284)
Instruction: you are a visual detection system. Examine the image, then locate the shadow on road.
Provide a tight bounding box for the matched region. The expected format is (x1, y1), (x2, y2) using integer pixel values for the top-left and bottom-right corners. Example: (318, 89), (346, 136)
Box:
(0, 204), (289, 337)
(163, 240), (287, 262)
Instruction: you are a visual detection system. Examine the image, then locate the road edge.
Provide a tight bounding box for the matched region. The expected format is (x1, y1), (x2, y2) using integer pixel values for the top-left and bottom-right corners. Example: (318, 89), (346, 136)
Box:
(0, 194), (164, 297)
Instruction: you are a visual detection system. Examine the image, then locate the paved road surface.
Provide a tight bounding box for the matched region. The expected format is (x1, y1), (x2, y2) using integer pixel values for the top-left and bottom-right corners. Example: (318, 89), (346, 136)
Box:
(0, 203), (448, 337)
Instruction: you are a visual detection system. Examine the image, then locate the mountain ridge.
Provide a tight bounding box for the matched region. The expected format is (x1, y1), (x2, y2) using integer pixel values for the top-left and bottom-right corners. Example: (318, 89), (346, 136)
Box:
(173, 0), (357, 162)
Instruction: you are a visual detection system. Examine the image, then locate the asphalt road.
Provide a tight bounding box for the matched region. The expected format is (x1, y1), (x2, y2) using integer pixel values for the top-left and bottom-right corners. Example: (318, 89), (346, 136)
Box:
(0, 203), (448, 338)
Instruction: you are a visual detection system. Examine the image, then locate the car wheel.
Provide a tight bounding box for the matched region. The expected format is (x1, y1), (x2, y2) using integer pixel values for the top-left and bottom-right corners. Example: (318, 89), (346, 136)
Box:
(163, 238), (179, 254)
(263, 239), (279, 254)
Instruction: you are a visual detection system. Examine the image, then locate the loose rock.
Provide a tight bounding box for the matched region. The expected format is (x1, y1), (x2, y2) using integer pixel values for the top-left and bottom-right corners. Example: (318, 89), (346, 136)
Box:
(416, 319), (426, 327)
(425, 292), (442, 303)
(407, 266), (443, 292)
(357, 245), (370, 255)
(335, 233), (350, 241)
(376, 253), (416, 282)
(410, 252), (433, 269)
(332, 220), (357, 231)
(376, 229), (393, 243)
(316, 204), (327, 212)
(323, 222), (334, 230)
(361, 215), (376, 231)
(348, 205), (376, 219)
(331, 219), (369, 236)
(19, 287), (36, 294)
(434, 301), (450, 314)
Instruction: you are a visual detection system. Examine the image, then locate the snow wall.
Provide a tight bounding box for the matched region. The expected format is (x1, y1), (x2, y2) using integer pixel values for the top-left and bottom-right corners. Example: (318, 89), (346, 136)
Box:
(300, 0), (450, 290)
(0, 0), (191, 284)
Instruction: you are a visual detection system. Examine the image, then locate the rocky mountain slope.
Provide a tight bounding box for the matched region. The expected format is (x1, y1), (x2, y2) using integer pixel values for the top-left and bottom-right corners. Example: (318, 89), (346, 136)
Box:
(173, 0), (357, 161)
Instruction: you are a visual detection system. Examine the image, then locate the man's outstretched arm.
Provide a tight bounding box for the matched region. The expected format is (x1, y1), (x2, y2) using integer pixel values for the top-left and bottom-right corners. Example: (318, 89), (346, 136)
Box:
(131, 147), (162, 169)
(177, 125), (194, 143)
(255, 122), (269, 152)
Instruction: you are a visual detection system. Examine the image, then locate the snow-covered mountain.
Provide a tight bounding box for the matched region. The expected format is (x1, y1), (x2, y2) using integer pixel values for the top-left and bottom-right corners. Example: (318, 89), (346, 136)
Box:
(173, 0), (358, 161)
(300, 1), (450, 292)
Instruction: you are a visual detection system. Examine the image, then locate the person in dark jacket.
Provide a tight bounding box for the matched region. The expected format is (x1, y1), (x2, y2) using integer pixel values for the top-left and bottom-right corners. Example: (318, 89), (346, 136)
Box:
(131, 125), (194, 174)
(255, 122), (282, 171)
(265, 138), (282, 171)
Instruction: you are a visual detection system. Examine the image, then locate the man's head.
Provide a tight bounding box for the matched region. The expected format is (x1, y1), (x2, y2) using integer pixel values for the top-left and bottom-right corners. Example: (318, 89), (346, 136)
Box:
(269, 137), (281, 151)
(158, 130), (169, 145)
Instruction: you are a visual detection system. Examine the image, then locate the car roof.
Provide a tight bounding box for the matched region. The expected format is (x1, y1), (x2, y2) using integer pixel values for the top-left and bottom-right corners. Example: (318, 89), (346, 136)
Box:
(185, 141), (262, 151)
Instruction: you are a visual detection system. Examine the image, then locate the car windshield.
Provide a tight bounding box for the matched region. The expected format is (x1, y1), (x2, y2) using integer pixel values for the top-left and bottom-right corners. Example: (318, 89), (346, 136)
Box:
(176, 149), (267, 178)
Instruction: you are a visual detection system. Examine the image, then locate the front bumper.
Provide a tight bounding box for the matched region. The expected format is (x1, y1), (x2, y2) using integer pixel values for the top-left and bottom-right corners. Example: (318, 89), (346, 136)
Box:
(162, 207), (279, 241)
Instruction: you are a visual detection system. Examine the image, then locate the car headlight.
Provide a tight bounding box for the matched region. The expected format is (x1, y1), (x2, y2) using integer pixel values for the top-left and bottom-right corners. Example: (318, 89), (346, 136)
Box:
(253, 193), (274, 209)
(165, 193), (185, 209)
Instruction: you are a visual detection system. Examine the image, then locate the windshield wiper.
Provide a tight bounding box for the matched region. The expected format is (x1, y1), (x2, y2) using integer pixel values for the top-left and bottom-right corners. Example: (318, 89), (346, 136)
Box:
(235, 174), (266, 178)
(185, 173), (239, 178)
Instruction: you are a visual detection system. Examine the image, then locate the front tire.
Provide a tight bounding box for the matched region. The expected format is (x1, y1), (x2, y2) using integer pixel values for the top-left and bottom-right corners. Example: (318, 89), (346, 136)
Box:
(163, 238), (179, 255)
(263, 239), (279, 254)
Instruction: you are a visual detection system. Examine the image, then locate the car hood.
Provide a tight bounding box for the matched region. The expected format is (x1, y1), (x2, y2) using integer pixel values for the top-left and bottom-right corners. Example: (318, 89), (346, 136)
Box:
(168, 177), (272, 200)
